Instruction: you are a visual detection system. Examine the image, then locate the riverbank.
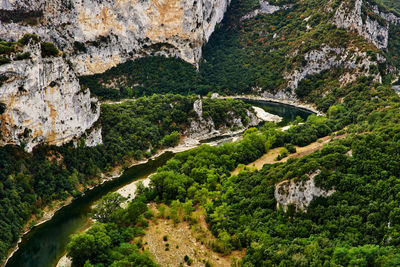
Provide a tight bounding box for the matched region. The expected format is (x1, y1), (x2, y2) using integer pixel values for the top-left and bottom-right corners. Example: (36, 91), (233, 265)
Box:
(217, 95), (323, 116)
(4, 98), (305, 266)
(4, 120), (264, 266)
(53, 132), (249, 267)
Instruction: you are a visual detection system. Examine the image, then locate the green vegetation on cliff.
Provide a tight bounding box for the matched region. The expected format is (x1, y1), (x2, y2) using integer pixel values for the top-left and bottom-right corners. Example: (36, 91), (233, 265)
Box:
(81, 0), (396, 101)
(0, 95), (254, 262)
(142, 77), (400, 266)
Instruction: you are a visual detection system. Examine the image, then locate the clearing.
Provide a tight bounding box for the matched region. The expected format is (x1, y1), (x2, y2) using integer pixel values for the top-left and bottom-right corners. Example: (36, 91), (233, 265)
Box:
(232, 133), (347, 175)
(142, 204), (244, 267)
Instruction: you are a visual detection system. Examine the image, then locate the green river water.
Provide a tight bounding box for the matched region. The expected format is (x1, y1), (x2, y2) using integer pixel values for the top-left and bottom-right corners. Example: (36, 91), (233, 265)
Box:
(6, 101), (312, 267)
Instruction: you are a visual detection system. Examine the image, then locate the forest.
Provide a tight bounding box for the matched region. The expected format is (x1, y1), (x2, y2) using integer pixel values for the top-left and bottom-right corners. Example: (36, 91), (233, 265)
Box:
(3, 0), (400, 265)
(66, 194), (157, 266)
(0, 95), (254, 262)
(66, 75), (400, 266)
(140, 78), (400, 266)
(80, 0), (395, 102)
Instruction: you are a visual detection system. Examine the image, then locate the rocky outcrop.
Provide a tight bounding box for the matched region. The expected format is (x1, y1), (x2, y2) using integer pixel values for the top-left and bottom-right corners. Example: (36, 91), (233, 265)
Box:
(0, 0), (230, 151)
(275, 170), (335, 212)
(184, 99), (261, 139)
(252, 106), (282, 123)
(0, 42), (100, 152)
(0, 0), (230, 75)
(285, 45), (383, 90)
(333, 0), (389, 49)
(241, 1), (293, 21)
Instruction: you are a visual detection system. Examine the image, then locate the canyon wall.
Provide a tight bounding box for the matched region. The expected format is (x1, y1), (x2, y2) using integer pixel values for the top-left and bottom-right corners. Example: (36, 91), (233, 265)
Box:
(0, 0), (230, 151)
(0, 0), (230, 75)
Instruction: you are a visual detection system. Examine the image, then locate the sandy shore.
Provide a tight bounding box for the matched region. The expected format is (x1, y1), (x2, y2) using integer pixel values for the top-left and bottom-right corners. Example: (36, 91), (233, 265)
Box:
(7, 97), (309, 266)
(218, 95), (323, 116)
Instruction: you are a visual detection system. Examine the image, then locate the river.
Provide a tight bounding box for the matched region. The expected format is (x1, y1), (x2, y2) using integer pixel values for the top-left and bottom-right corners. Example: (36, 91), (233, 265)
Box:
(5, 101), (313, 267)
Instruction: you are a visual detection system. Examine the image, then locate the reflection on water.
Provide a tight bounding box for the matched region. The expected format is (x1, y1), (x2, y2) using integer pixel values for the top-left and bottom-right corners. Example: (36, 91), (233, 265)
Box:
(6, 152), (173, 267)
(6, 101), (313, 267)
(240, 99), (313, 126)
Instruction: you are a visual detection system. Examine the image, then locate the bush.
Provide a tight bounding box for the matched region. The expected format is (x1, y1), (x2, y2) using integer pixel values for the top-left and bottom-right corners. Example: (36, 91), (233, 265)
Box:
(275, 147), (289, 161)
(0, 56), (11, 65)
(161, 131), (180, 147)
(0, 44), (15, 55)
(284, 143), (296, 154)
(41, 42), (59, 57)
(18, 34), (40, 46)
(16, 52), (31, 60)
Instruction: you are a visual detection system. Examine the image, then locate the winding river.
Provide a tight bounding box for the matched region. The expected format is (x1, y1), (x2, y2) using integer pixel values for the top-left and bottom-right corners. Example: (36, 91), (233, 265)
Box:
(5, 101), (313, 267)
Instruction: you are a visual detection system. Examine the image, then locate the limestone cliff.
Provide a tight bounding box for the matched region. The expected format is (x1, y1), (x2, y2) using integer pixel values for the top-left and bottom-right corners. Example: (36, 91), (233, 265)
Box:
(274, 170), (335, 212)
(184, 99), (261, 139)
(333, 0), (389, 49)
(0, 0), (229, 151)
(0, 42), (100, 152)
(0, 0), (230, 75)
(285, 45), (384, 91)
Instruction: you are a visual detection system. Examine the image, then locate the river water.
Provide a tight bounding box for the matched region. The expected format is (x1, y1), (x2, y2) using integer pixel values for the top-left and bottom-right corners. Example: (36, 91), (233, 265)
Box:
(5, 101), (313, 267)
(6, 152), (173, 267)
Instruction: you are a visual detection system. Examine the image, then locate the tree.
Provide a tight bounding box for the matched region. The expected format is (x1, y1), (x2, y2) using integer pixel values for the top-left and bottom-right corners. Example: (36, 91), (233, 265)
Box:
(92, 193), (126, 223)
(67, 224), (112, 266)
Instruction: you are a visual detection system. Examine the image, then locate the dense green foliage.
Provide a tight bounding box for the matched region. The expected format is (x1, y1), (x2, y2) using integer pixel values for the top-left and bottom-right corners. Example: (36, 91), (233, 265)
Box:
(80, 0), (391, 101)
(0, 33), (58, 65)
(67, 194), (157, 266)
(0, 95), (253, 262)
(377, 0), (400, 14)
(40, 42), (59, 57)
(3, 0), (400, 265)
(142, 77), (400, 266)
(80, 57), (199, 99)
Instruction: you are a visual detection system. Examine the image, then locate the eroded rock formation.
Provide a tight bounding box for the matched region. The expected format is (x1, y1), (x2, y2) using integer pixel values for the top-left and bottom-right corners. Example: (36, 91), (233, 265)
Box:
(0, 0), (229, 151)
(0, 42), (100, 152)
(333, 0), (389, 49)
(184, 99), (261, 139)
(275, 170), (335, 212)
(0, 0), (230, 75)
(285, 45), (384, 91)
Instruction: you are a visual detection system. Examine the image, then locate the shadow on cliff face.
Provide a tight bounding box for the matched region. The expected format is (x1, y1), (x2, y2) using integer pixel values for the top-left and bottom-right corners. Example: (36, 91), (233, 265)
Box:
(0, 103), (6, 114)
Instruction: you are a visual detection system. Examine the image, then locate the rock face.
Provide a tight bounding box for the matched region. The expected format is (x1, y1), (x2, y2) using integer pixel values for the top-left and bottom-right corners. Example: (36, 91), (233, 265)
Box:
(0, 0), (230, 75)
(0, 42), (100, 152)
(184, 99), (260, 139)
(333, 0), (389, 49)
(241, 1), (293, 21)
(252, 106), (282, 123)
(275, 170), (335, 212)
(285, 45), (383, 91)
(0, 0), (229, 151)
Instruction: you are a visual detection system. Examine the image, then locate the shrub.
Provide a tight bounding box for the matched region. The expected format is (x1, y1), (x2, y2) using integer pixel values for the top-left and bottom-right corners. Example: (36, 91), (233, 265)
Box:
(161, 131), (180, 147)
(16, 52), (31, 60)
(0, 44), (15, 55)
(0, 56), (11, 65)
(41, 42), (59, 57)
(284, 143), (296, 154)
(18, 33), (40, 46)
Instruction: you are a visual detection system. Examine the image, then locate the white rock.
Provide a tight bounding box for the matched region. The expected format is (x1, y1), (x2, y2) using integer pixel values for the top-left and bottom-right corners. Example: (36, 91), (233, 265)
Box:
(285, 45), (383, 91)
(0, 43), (100, 152)
(333, 0), (389, 49)
(275, 170), (335, 212)
(252, 106), (282, 123)
(0, 0), (230, 150)
(241, 1), (293, 21)
(184, 99), (261, 140)
(0, 0), (231, 75)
